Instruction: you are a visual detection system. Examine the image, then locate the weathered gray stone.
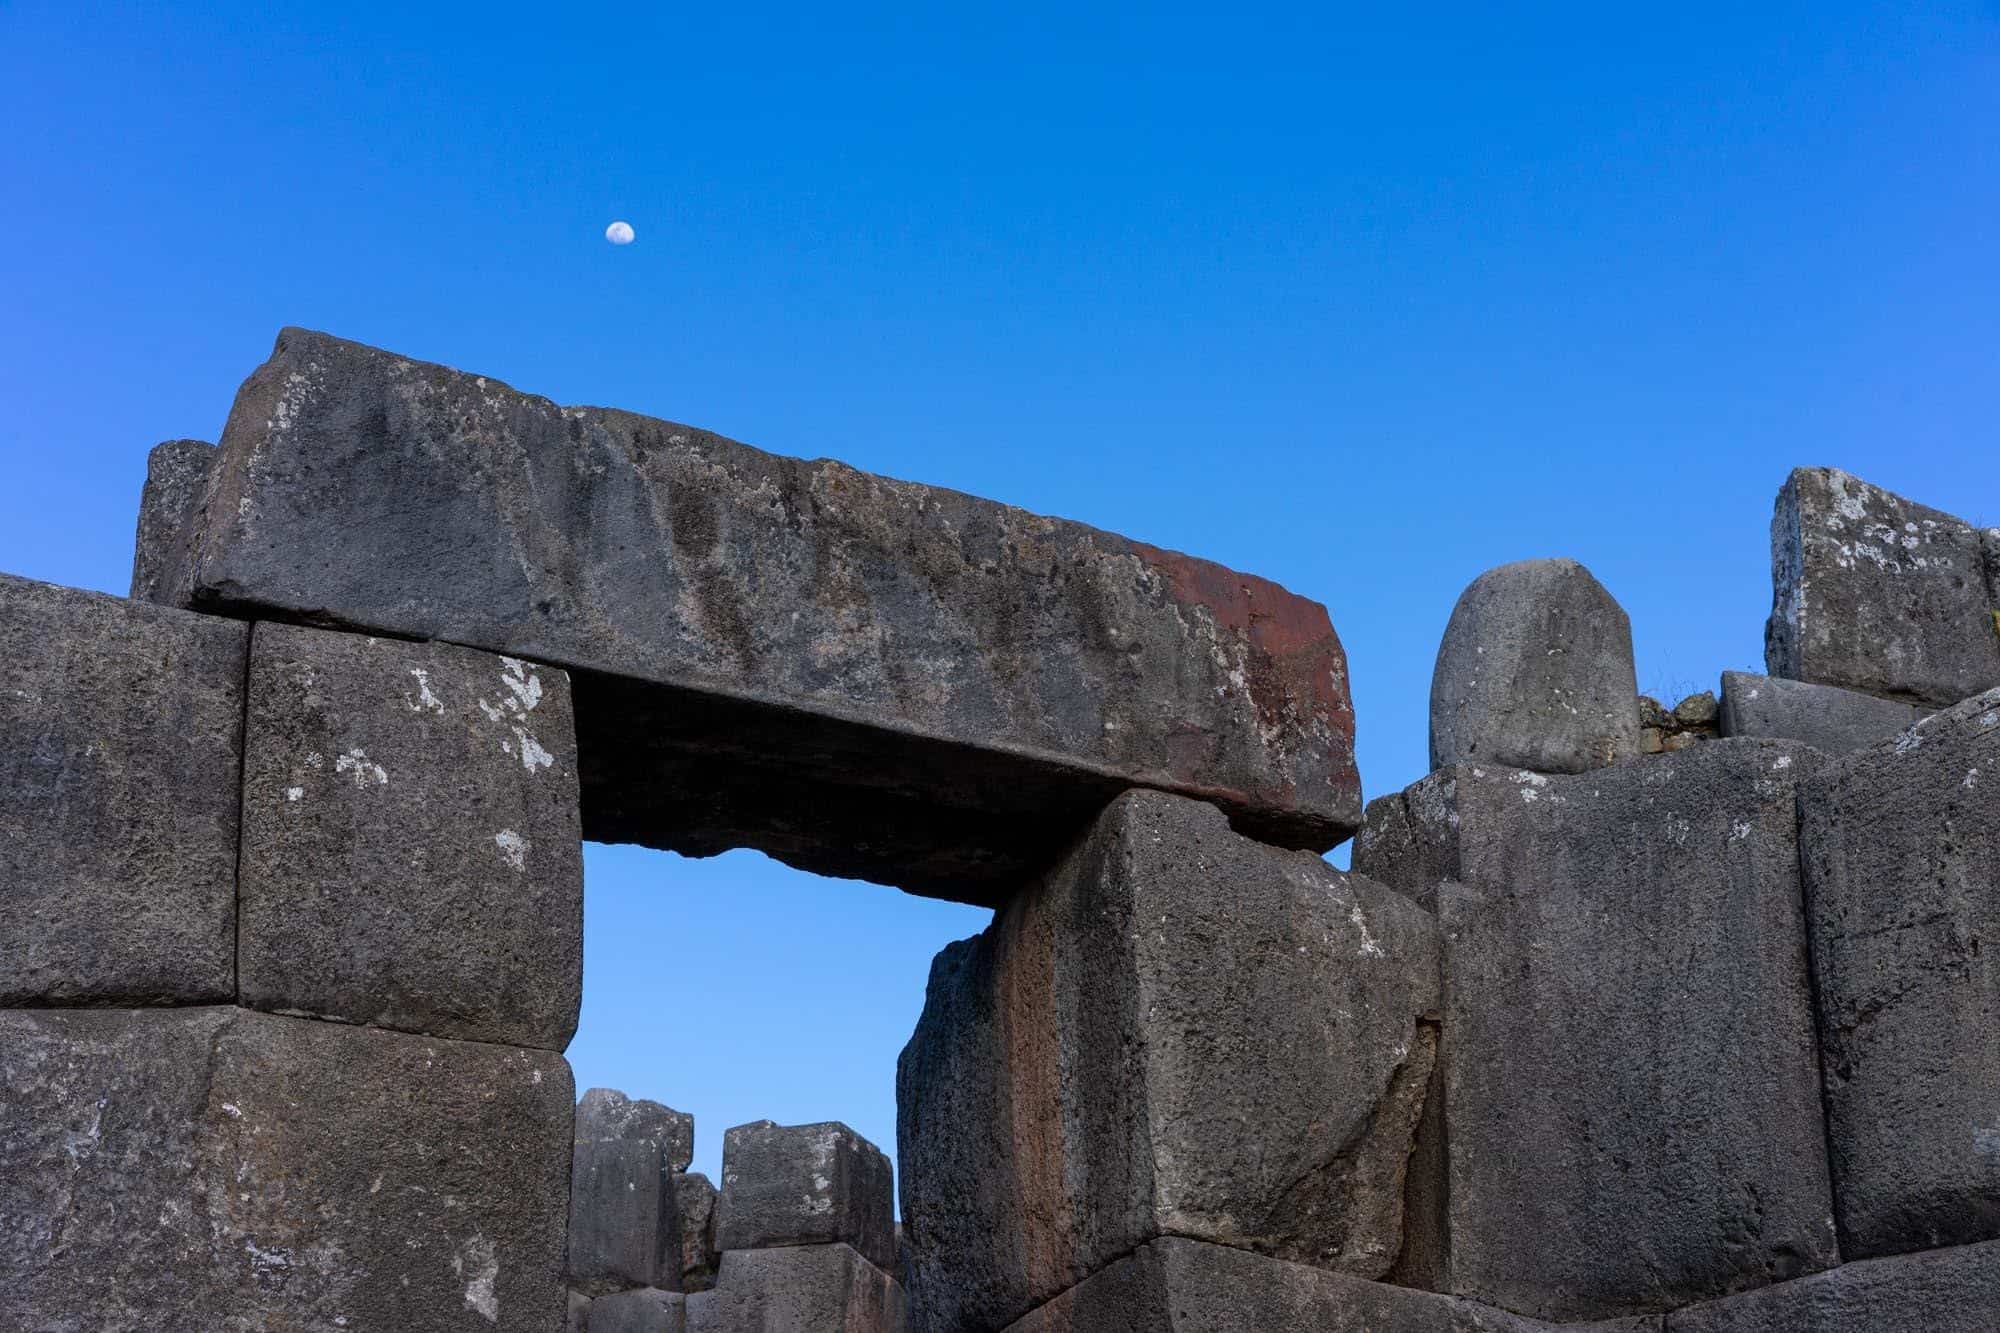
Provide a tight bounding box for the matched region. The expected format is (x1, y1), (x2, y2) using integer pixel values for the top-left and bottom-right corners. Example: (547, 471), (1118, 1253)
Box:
(129, 438), (217, 604)
(1799, 688), (2000, 1258)
(674, 1171), (720, 1293)
(146, 326), (1360, 903)
(687, 1245), (905, 1333)
(591, 1286), (687, 1333)
(897, 789), (1440, 1333)
(238, 622), (582, 1048)
(1719, 670), (1929, 754)
(0, 1005), (572, 1331)
(1370, 742), (1840, 1320)
(1429, 558), (1641, 774)
(1766, 466), (2000, 706)
(0, 573), (245, 1005)
(569, 1089), (696, 1294)
(569, 1289), (593, 1333)
(714, 1120), (895, 1273)
(997, 1238), (1664, 1333)
(1667, 1239), (2000, 1332)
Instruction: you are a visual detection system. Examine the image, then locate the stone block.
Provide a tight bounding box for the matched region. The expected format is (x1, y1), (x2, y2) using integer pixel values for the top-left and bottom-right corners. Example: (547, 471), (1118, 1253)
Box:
(714, 1120), (895, 1272)
(129, 438), (216, 603)
(1799, 688), (2000, 1258)
(0, 1005), (572, 1331)
(897, 789), (1440, 1333)
(591, 1286), (687, 1333)
(569, 1289), (592, 1333)
(1429, 558), (1641, 774)
(997, 1238), (1664, 1333)
(1667, 1239), (2000, 1332)
(686, 1245), (905, 1333)
(1765, 466), (2000, 707)
(1372, 742), (1839, 1319)
(569, 1089), (696, 1294)
(673, 1171), (720, 1292)
(1719, 670), (1929, 755)
(238, 621), (582, 1048)
(145, 326), (1360, 903)
(0, 573), (245, 1005)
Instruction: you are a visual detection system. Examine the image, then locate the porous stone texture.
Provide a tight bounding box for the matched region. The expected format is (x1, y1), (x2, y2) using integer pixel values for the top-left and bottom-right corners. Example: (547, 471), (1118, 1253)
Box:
(146, 326), (1360, 903)
(129, 438), (217, 604)
(1718, 669), (1930, 755)
(590, 1286), (687, 1333)
(1639, 692), (1720, 754)
(1373, 742), (1840, 1320)
(239, 622), (582, 1049)
(687, 1245), (906, 1333)
(1766, 466), (2000, 707)
(714, 1120), (896, 1273)
(0, 1005), (572, 1331)
(1799, 688), (2000, 1258)
(997, 1238), (1665, 1333)
(897, 789), (1440, 1333)
(673, 1171), (720, 1292)
(1666, 1240), (2000, 1331)
(569, 1089), (697, 1294)
(1429, 558), (1641, 774)
(0, 573), (245, 1005)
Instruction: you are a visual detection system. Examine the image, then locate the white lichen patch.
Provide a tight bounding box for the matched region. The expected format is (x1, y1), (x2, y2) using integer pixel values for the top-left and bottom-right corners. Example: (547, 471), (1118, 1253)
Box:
(335, 750), (388, 787)
(285, 787), (304, 803)
(1729, 820), (1754, 842)
(494, 830), (529, 871)
(1349, 902), (1386, 958)
(406, 667), (446, 715)
(454, 1234), (500, 1323)
(513, 728), (553, 773)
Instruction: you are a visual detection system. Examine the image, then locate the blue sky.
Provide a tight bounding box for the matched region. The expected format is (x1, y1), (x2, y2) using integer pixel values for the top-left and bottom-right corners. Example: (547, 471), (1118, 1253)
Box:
(3, 3), (1995, 1187)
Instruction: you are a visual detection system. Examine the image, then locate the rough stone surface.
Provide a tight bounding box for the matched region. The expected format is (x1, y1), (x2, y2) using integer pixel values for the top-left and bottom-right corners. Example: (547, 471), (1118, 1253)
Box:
(569, 1289), (593, 1333)
(591, 1286), (687, 1333)
(0, 1005), (573, 1331)
(1429, 558), (1641, 774)
(1667, 1240), (2000, 1332)
(1799, 688), (2000, 1258)
(129, 438), (218, 604)
(674, 1171), (720, 1293)
(1373, 742), (1840, 1320)
(686, 1245), (905, 1333)
(714, 1120), (896, 1273)
(998, 1238), (1664, 1333)
(239, 621), (582, 1048)
(148, 326), (1359, 903)
(569, 1089), (696, 1294)
(1766, 466), (2000, 707)
(0, 573), (245, 1005)
(1719, 669), (1930, 754)
(897, 789), (1441, 1333)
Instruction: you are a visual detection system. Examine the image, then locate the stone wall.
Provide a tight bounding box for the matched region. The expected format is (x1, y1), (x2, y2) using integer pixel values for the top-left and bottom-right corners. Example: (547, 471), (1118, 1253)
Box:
(3, 327), (1994, 1331)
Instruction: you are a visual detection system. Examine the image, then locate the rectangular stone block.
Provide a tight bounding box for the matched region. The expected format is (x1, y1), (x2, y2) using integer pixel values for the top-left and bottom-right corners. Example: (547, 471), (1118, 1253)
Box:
(1666, 1239), (2000, 1331)
(714, 1120), (896, 1273)
(0, 573), (245, 1005)
(1718, 670), (1929, 755)
(590, 1286), (687, 1333)
(687, 1245), (905, 1333)
(673, 1170), (720, 1292)
(1800, 688), (2000, 1258)
(568, 1089), (696, 1294)
(146, 326), (1359, 903)
(998, 1238), (1665, 1333)
(1370, 743), (1840, 1320)
(129, 438), (217, 604)
(897, 790), (1441, 1333)
(239, 622), (582, 1048)
(1765, 466), (2000, 707)
(0, 1005), (573, 1331)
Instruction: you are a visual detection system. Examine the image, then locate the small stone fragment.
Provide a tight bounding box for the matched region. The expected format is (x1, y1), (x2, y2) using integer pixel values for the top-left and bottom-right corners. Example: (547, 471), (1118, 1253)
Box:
(1718, 670), (1928, 755)
(1671, 690), (1719, 728)
(673, 1171), (719, 1293)
(589, 1286), (686, 1333)
(567, 1289), (592, 1333)
(1430, 558), (1642, 774)
(714, 1120), (895, 1273)
(128, 438), (216, 605)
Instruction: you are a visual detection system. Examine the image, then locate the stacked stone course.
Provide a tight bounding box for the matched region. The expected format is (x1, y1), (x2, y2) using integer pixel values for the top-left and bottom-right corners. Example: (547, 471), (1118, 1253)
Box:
(3, 326), (1994, 1330)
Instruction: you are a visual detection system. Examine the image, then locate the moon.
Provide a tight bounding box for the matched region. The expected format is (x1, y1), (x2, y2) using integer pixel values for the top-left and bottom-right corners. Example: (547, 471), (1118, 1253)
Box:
(605, 220), (635, 246)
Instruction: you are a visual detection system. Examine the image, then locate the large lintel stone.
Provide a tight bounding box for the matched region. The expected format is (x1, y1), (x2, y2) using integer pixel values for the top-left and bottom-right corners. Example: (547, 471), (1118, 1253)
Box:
(0, 573), (245, 1005)
(1666, 1240), (2000, 1332)
(1799, 688), (2000, 1258)
(1718, 669), (1928, 755)
(1370, 743), (1840, 1320)
(687, 1244), (905, 1333)
(997, 1238), (1665, 1333)
(1765, 466), (2000, 707)
(145, 326), (1359, 903)
(0, 1006), (572, 1331)
(1429, 558), (1641, 774)
(897, 790), (1440, 1333)
(239, 621), (582, 1049)
(568, 1089), (697, 1294)
(714, 1119), (896, 1272)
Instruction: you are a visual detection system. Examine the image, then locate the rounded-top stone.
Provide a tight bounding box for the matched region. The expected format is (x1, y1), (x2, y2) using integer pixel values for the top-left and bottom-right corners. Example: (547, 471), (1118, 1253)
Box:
(1429, 558), (1641, 775)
